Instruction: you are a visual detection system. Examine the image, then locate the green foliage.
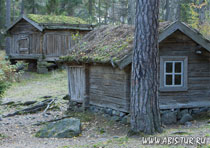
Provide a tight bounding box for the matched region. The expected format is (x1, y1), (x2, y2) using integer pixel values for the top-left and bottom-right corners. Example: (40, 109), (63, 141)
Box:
(27, 14), (87, 24)
(180, 0), (199, 29)
(0, 51), (25, 98)
(46, 0), (59, 15)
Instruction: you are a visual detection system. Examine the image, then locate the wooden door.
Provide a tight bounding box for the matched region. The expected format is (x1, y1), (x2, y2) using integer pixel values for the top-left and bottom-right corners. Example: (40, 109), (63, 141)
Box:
(68, 66), (85, 102)
(17, 35), (29, 54)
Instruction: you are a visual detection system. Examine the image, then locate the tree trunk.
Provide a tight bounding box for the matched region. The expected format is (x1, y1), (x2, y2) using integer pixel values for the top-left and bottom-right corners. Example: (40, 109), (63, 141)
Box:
(21, 0), (24, 15)
(130, 0), (162, 135)
(165, 0), (170, 21)
(105, 0), (108, 24)
(98, 0), (101, 24)
(5, 0), (11, 54)
(199, 0), (206, 24)
(128, 0), (135, 25)
(32, 0), (36, 14)
(112, 0), (115, 24)
(176, 0), (181, 21)
(89, 0), (93, 17)
(6, 0), (11, 27)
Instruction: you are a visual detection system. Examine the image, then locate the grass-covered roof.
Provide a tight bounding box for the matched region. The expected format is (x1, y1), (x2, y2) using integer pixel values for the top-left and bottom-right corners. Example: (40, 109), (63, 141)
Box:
(61, 22), (173, 65)
(27, 14), (87, 25)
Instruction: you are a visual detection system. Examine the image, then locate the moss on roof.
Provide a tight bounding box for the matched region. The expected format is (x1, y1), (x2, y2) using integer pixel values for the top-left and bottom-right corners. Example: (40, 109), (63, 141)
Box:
(61, 22), (173, 65)
(27, 14), (87, 25)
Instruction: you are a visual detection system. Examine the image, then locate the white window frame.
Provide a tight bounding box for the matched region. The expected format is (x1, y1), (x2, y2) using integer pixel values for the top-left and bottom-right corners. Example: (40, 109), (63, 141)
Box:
(160, 56), (188, 92)
(164, 61), (183, 87)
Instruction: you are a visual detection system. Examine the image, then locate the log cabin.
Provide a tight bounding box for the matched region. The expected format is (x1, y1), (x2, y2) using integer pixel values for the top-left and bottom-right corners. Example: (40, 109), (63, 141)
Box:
(61, 21), (210, 112)
(6, 14), (94, 71)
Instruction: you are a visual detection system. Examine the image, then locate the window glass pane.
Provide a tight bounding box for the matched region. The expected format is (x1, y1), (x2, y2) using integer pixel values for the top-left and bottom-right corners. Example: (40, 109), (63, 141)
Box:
(175, 75), (182, 85)
(166, 75), (172, 85)
(166, 62), (173, 73)
(175, 62), (182, 73)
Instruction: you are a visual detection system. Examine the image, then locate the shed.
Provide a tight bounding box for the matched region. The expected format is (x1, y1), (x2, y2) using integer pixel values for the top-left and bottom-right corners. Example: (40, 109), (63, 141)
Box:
(61, 21), (210, 112)
(6, 14), (94, 64)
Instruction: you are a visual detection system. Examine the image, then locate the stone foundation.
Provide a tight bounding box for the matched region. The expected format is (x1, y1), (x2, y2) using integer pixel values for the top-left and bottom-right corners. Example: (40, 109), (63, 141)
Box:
(68, 101), (210, 125)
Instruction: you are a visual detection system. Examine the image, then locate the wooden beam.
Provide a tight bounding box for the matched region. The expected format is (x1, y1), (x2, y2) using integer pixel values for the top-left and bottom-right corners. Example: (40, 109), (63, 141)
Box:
(83, 64), (90, 110)
(9, 54), (41, 60)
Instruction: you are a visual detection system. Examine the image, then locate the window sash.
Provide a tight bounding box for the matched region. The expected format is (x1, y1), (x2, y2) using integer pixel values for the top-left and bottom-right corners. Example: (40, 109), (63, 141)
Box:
(164, 61), (183, 87)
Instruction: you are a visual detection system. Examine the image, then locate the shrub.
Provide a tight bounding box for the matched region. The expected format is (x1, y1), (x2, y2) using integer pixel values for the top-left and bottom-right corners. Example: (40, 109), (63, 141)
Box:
(0, 51), (25, 98)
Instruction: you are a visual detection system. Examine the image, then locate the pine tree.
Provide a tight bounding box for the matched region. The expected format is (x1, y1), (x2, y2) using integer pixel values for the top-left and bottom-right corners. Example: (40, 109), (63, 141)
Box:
(130, 0), (162, 134)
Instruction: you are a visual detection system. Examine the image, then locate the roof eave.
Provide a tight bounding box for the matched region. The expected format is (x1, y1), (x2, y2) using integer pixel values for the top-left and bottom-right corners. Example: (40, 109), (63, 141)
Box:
(118, 21), (210, 69)
(6, 15), (43, 32)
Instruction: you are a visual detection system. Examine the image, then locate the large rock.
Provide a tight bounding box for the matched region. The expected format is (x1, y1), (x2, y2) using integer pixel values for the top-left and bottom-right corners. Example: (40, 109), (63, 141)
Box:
(161, 111), (177, 125)
(180, 114), (193, 125)
(35, 118), (81, 138)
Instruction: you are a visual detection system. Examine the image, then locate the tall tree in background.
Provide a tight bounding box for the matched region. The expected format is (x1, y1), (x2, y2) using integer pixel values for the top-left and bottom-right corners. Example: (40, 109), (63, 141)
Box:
(165, 0), (170, 21)
(0, 0), (5, 49)
(46, 0), (59, 15)
(5, 0), (11, 54)
(128, 0), (135, 24)
(130, 0), (162, 134)
(20, 0), (24, 15)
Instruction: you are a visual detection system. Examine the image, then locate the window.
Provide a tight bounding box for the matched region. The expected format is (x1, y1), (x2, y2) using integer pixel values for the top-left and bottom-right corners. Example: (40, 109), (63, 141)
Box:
(160, 56), (188, 92)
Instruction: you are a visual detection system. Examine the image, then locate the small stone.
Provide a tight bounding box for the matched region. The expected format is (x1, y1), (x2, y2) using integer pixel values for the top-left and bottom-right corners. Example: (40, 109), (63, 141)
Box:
(120, 112), (125, 117)
(161, 111), (177, 125)
(112, 110), (116, 115)
(121, 116), (128, 124)
(177, 109), (188, 120)
(111, 116), (120, 122)
(63, 95), (70, 100)
(180, 114), (193, 125)
(185, 122), (192, 127)
(106, 108), (112, 116)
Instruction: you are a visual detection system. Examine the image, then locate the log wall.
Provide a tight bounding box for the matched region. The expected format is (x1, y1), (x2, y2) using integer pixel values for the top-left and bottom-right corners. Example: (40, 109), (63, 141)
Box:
(159, 31), (210, 109)
(88, 66), (130, 112)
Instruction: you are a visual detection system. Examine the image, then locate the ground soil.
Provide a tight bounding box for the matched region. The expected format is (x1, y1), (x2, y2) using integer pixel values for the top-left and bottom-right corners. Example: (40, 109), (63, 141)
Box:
(0, 71), (210, 148)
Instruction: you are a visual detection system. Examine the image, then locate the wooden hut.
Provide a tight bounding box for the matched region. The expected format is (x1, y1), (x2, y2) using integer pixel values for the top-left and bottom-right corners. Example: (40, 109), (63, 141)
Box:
(61, 21), (210, 112)
(6, 14), (94, 68)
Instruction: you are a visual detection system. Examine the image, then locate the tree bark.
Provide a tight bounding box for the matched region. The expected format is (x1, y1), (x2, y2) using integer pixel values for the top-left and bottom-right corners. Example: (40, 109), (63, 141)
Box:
(176, 0), (181, 21)
(165, 0), (170, 21)
(21, 0), (24, 15)
(130, 0), (162, 135)
(6, 0), (11, 27)
(98, 0), (101, 24)
(89, 0), (93, 17)
(112, 0), (115, 24)
(6, 0), (11, 54)
(128, 0), (135, 25)
(32, 0), (36, 14)
(199, 0), (206, 24)
(12, 0), (15, 22)
(105, 0), (108, 24)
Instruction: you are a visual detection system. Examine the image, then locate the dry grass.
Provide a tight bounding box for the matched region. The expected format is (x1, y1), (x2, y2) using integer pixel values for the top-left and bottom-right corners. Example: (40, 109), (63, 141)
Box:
(3, 70), (68, 103)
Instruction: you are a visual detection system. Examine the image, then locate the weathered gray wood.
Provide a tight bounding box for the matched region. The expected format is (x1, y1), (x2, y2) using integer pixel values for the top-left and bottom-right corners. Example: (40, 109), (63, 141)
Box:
(83, 65), (90, 110)
(68, 66), (85, 102)
(7, 15), (43, 32)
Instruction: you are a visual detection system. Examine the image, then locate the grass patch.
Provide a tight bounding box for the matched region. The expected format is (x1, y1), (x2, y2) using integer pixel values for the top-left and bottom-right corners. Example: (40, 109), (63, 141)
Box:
(172, 131), (192, 135)
(4, 70), (68, 102)
(0, 133), (7, 139)
(66, 111), (95, 122)
(60, 137), (129, 148)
